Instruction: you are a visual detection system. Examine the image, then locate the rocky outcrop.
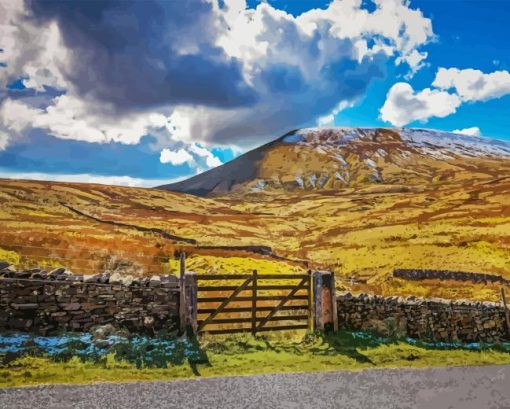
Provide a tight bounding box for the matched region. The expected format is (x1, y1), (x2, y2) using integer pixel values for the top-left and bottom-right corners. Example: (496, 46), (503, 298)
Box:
(337, 292), (509, 343)
(0, 264), (180, 335)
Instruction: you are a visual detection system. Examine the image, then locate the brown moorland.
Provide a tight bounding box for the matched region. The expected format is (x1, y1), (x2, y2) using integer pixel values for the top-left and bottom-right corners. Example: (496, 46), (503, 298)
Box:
(1, 128), (509, 301)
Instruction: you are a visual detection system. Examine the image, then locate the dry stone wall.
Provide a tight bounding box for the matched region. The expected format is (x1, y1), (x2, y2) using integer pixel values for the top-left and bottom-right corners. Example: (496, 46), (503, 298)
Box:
(0, 265), (180, 335)
(337, 292), (510, 343)
(394, 268), (510, 285)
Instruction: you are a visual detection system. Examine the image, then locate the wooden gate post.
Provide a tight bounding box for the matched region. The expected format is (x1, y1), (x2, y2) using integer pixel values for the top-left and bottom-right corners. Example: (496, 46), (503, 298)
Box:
(313, 271), (338, 332)
(330, 271), (338, 332)
(179, 252), (187, 334)
(501, 287), (510, 338)
(185, 271), (198, 335)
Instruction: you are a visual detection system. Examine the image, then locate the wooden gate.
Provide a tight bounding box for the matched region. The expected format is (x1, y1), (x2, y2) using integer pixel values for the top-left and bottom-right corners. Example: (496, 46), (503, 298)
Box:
(196, 271), (311, 335)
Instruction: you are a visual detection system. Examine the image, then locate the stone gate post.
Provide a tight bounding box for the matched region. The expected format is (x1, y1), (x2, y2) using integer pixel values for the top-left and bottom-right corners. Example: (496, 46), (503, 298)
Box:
(313, 271), (338, 332)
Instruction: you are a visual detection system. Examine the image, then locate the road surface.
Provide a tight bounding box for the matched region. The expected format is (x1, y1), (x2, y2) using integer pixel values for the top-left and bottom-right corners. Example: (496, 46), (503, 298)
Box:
(1, 365), (509, 409)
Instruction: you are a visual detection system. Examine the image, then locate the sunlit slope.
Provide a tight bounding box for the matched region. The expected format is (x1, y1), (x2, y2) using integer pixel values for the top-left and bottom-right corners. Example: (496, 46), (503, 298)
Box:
(1, 127), (510, 301)
(0, 179), (250, 274)
(160, 128), (510, 196)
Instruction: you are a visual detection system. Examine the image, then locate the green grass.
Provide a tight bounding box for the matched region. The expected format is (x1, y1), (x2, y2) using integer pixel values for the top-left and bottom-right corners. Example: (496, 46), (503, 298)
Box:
(2, 331), (510, 388)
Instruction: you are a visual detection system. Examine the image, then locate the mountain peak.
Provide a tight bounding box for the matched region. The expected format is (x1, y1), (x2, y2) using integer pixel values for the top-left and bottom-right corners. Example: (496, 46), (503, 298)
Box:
(159, 127), (510, 197)
(281, 127), (510, 157)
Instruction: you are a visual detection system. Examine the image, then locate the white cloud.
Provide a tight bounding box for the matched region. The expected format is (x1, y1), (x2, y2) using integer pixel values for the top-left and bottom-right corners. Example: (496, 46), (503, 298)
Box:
(205, 155), (222, 168)
(0, 96), (170, 144)
(159, 143), (223, 171)
(317, 101), (353, 127)
(0, 100), (38, 132)
(0, 1), (69, 91)
(380, 82), (461, 127)
(159, 148), (195, 166)
(0, 1), (172, 149)
(396, 49), (429, 79)
(0, 171), (182, 188)
(433, 68), (510, 102)
(188, 0), (434, 146)
(452, 127), (481, 137)
(0, 0), (435, 152)
(381, 66), (510, 127)
(188, 143), (212, 158)
(0, 131), (8, 150)
(188, 143), (223, 168)
(317, 113), (336, 128)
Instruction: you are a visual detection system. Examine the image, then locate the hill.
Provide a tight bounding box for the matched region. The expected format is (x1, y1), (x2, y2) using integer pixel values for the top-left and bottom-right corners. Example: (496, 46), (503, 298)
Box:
(160, 127), (510, 196)
(1, 128), (509, 302)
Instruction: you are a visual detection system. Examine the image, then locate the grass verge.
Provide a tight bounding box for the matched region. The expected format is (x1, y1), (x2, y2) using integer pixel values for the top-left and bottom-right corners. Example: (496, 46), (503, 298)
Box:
(2, 331), (510, 388)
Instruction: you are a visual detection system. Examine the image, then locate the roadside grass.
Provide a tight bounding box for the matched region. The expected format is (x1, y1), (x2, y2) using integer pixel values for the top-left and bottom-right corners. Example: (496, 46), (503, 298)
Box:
(2, 331), (510, 388)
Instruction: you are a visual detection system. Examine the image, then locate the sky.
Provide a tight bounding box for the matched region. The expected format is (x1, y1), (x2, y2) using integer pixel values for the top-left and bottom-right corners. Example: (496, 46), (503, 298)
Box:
(0, 0), (509, 187)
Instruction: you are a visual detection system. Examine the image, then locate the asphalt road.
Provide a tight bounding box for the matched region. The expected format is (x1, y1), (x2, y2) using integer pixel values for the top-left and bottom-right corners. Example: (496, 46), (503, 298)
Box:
(1, 365), (509, 409)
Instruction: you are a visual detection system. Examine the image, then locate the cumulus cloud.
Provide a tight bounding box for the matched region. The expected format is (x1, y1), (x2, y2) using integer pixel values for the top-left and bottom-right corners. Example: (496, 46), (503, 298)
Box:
(433, 68), (510, 102)
(159, 143), (223, 171)
(452, 127), (481, 137)
(189, 143), (223, 168)
(0, 1), (69, 92)
(396, 49), (429, 79)
(169, 0), (434, 146)
(0, 0), (434, 151)
(317, 101), (354, 127)
(159, 148), (195, 166)
(381, 66), (510, 127)
(380, 82), (461, 127)
(25, 0), (256, 109)
(0, 131), (8, 150)
(0, 96), (169, 144)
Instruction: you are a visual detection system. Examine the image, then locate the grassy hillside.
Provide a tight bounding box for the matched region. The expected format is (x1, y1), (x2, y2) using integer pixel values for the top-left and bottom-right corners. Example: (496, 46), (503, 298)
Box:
(1, 174), (509, 301)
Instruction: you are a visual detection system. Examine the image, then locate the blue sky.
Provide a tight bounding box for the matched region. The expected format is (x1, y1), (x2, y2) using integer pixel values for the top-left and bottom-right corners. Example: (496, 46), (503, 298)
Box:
(0, 0), (509, 186)
(331, 0), (510, 139)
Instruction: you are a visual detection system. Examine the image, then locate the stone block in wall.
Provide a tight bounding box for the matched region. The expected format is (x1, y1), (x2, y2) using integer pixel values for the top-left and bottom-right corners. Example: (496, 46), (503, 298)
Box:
(8, 317), (33, 329)
(11, 303), (39, 310)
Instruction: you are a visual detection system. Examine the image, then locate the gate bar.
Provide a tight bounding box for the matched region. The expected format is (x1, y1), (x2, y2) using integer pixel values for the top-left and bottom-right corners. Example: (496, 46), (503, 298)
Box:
(197, 305), (308, 314)
(203, 324), (309, 335)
